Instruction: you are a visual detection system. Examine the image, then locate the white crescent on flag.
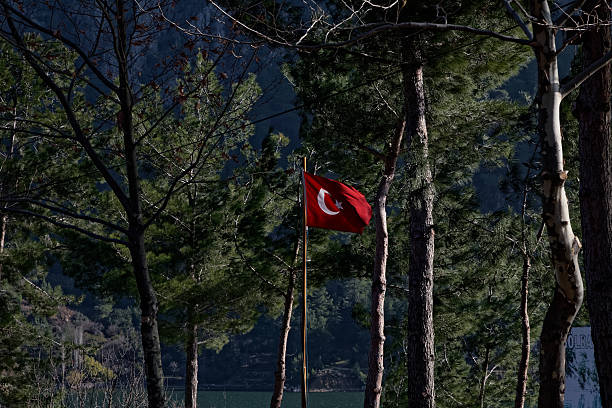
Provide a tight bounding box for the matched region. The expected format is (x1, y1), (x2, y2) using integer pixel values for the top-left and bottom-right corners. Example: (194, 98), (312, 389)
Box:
(317, 188), (340, 215)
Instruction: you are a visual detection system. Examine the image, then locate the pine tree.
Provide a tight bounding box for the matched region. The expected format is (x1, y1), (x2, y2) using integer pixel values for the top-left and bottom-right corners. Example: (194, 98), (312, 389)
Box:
(144, 54), (264, 408)
(288, 4), (532, 406)
(0, 39), (70, 406)
(0, 2), (263, 405)
(52, 51), (264, 408)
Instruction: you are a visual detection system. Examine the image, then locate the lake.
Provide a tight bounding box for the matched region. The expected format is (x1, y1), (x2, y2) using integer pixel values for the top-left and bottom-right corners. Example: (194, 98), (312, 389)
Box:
(168, 391), (364, 408)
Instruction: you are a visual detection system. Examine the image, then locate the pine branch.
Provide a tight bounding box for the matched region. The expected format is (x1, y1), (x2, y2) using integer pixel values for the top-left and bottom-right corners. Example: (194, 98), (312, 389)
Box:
(142, 52), (257, 230)
(0, 8), (132, 212)
(232, 226), (286, 298)
(0, 207), (128, 245)
(1, 197), (128, 234)
(0, 0), (119, 93)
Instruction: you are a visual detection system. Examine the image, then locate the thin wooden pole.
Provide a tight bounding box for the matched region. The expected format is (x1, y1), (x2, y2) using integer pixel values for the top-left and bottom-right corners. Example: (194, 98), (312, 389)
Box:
(301, 156), (308, 408)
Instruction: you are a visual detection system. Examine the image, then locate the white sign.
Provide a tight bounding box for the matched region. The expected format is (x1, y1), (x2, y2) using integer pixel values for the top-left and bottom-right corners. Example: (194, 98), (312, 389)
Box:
(565, 326), (601, 408)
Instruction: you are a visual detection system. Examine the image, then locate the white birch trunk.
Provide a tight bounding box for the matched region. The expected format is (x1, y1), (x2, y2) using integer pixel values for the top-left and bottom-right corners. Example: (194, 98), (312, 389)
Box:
(530, 2), (584, 406)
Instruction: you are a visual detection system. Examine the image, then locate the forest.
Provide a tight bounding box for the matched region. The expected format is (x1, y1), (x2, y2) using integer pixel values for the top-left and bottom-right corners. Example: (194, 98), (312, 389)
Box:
(0, 0), (611, 407)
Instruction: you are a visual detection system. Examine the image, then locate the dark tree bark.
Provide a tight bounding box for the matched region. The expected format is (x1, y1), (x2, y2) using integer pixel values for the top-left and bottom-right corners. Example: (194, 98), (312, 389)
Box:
(185, 320), (199, 408)
(530, 2), (584, 407)
(576, 1), (612, 405)
(116, 1), (165, 403)
(128, 232), (165, 407)
(270, 271), (296, 408)
(404, 52), (435, 408)
(363, 66), (406, 408)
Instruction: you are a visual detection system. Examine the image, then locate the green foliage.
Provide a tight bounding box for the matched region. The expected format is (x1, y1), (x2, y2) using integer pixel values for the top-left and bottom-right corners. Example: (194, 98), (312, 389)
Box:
(0, 38), (72, 407)
(142, 53), (266, 353)
(285, 1), (550, 405)
(83, 355), (115, 380)
(0, 1), (596, 403)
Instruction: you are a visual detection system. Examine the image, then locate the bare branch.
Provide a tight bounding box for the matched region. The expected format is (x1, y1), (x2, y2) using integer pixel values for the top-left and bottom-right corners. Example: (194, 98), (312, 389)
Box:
(355, 141), (386, 160)
(153, 2), (264, 47)
(536, 221), (545, 243)
(511, 0), (532, 21)
(142, 51), (257, 230)
(0, 32), (118, 102)
(135, 42), (230, 145)
(561, 48), (612, 98)
(209, 0), (532, 48)
(263, 248), (293, 270)
(556, 30), (582, 56)
(388, 283), (409, 293)
(502, 0), (533, 40)
(373, 82), (399, 117)
(554, 0), (588, 27)
(22, 277), (56, 300)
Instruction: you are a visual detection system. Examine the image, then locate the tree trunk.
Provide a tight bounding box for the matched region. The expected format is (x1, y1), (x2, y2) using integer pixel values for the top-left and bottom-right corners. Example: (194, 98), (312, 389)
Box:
(61, 343), (66, 394)
(270, 271), (296, 408)
(363, 69), (406, 408)
(121, 51), (164, 393)
(531, 2), (584, 407)
(479, 347), (491, 408)
(0, 213), (6, 279)
(185, 320), (199, 408)
(116, 2), (166, 405)
(129, 232), (166, 408)
(514, 255), (531, 408)
(363, 175), (391, 408)
(576, 1), (612, 405)
(404, 55), (436, 408)
(0, 103), (17, 280)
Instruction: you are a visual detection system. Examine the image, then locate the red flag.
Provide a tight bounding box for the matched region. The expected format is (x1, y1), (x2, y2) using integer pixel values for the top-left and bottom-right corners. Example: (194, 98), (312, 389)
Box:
(303, 172), (372, 234)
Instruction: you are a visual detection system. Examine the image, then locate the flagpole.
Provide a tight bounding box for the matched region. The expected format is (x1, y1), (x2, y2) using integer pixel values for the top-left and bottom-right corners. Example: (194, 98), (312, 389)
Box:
(301, 156), (308, 408)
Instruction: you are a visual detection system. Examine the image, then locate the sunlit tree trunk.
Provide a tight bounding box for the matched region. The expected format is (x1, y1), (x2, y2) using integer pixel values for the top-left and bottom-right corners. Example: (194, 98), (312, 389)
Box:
(363, 61), (406, 408)
(531, 2), (584, 406)
(0, 213), (6, 280)
(479, 347), (491, 408)
(0, 102), (16, 280)
(270, 271), (296, 408)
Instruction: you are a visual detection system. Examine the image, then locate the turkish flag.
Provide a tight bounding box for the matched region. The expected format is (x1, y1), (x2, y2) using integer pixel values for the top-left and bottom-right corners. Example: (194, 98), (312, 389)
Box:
(303, 172), (372, 234)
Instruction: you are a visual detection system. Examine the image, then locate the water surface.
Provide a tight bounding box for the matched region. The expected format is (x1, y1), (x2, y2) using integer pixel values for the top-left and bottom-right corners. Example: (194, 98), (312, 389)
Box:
(170, 391), (363, 408)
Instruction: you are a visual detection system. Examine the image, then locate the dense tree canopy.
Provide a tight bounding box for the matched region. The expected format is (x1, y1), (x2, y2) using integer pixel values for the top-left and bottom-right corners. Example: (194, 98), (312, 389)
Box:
(1, 1), (612, 408)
